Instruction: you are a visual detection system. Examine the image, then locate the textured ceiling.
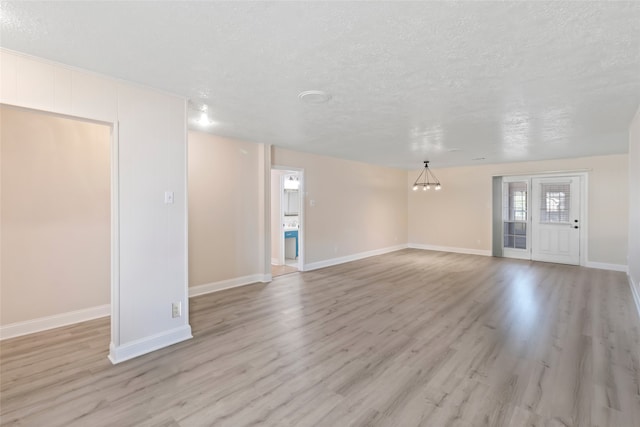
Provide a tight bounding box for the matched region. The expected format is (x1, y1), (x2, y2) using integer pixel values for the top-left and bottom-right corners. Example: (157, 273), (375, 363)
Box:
(1, 1), (639, 169)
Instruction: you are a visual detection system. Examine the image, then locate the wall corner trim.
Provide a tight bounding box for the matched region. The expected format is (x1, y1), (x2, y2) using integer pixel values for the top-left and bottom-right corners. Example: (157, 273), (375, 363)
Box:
(0, 304), (110, 341)
(189, 274), (266, 298)
(584, 261), (628, 273)
(108, 325), (192, 364)
(408, 243), (492, 257)
(303, 244), (409, 271)
(629, 274), (640, 322)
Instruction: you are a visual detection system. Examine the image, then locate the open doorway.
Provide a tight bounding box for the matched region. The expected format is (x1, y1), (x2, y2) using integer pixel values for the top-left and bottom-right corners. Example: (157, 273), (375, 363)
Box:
(0, 105), (111, 338)
(270, 168), (303, 277)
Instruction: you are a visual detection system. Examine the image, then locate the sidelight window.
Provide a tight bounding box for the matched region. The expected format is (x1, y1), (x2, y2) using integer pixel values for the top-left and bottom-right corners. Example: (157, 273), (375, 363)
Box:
(503, 181), (528, 250)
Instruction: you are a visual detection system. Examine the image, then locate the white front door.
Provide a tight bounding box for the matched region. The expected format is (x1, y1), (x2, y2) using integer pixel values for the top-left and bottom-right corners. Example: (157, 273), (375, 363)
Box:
(531, 176), (581, 265)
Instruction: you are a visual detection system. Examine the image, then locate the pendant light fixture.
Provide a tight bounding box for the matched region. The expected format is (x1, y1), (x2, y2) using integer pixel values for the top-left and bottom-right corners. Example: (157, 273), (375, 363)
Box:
(412, 161), (442, 191)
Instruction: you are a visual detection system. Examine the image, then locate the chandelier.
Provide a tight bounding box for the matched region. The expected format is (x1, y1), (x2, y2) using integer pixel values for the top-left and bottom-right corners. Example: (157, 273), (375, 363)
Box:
(412, 161), (441, 191)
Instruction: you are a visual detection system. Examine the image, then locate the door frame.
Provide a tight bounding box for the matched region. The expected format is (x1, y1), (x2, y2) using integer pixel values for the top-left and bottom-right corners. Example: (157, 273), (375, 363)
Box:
(271, 165), (305, 271)
(1, 103), (118, 344)
(498, 171), (588, 266)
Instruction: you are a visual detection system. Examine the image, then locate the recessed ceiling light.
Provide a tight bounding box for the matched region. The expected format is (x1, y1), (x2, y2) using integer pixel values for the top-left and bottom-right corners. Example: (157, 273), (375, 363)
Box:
(189, 102), (217, 127)
(195, 114), (216, 127)
(298, 90), (332, 104)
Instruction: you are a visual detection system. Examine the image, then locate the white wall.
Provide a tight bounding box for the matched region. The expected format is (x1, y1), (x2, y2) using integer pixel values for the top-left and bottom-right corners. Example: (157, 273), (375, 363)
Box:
(408, 154), (629, 267)
(0, 49), (191, 362)
(629, 106), (640, 307)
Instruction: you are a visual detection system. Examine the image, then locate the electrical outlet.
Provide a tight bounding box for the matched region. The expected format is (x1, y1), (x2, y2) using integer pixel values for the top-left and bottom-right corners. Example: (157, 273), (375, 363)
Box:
(172, 302), (181, 318)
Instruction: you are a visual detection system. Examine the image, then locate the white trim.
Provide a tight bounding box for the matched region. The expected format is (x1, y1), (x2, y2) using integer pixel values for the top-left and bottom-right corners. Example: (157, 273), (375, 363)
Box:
(629, 274), (640, 321)
(492, 169), (592, 177)
(189, 274), (265, 297)
(280, 174), (286, 265)
(271, 258), (280, 265)
(503, 248), (531, 260)
(182, 99), (191, 338)
(108, 325), (192, 364)
(408, 243), (492, 257)
(0, 305), (110, 340)
(304, 244), (408, 271)
(110, 120), (121, 360)
(585, 261), (628, 273)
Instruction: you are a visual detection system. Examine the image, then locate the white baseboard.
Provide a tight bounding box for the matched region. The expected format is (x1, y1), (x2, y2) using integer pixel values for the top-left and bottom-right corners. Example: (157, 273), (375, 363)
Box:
(0, 304), (110, 341)
(260, 274), (272, 283)
(271, 258), (280, 265)
(189, 274), (267, 298)
(108, 324), (192, 364)
(585, 261), (628, 273)
(2, 272), (274, 341)
(408, 243), (492, 257)
(303, 244), (408, 271)
(629, 273), (640, 321)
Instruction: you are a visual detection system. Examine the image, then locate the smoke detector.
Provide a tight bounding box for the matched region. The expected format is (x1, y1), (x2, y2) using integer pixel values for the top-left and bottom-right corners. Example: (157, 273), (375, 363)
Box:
(298, 90), (332, 104)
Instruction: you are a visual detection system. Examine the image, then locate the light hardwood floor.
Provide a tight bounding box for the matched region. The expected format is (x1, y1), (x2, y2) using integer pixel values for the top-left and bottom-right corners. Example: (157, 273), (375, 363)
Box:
(1, 249), (639, 426)
(271, 264), (298, 278)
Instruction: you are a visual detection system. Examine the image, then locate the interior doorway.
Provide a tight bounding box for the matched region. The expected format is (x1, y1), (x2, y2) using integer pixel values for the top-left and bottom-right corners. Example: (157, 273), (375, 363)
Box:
(0, 105), (111, 338)
(498, 173), (586, 266)
(270, 168), (303, 277)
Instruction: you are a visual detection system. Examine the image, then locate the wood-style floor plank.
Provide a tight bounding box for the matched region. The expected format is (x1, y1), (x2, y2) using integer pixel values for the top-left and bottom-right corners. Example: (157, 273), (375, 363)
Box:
(1, 249), (639, 426)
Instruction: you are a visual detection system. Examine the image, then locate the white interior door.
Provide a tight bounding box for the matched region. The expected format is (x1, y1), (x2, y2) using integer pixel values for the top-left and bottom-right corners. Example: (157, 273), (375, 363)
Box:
(531, 176), (581, 265)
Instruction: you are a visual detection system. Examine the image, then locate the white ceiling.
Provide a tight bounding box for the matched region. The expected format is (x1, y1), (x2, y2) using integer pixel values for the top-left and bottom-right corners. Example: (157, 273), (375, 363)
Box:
(1, 1), (639, 169)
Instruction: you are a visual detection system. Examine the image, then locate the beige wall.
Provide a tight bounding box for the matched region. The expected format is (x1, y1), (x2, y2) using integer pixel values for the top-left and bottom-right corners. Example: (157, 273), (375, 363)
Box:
(408, 154), (629, 265)
(188, 131), (261, 286)
(1, 106), (110, 325)
(629, 107), (640, 293)
(272, 147), (408, 265)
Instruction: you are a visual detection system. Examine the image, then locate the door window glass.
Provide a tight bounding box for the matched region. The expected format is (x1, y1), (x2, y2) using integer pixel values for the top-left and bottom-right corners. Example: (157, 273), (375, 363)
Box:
(503, 181), (528, 249)
(540, 183), (570, 223)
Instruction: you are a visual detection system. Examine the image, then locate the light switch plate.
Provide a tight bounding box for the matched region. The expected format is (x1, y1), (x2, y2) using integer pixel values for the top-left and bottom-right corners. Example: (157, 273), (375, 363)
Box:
(164, 191), (174, 204)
